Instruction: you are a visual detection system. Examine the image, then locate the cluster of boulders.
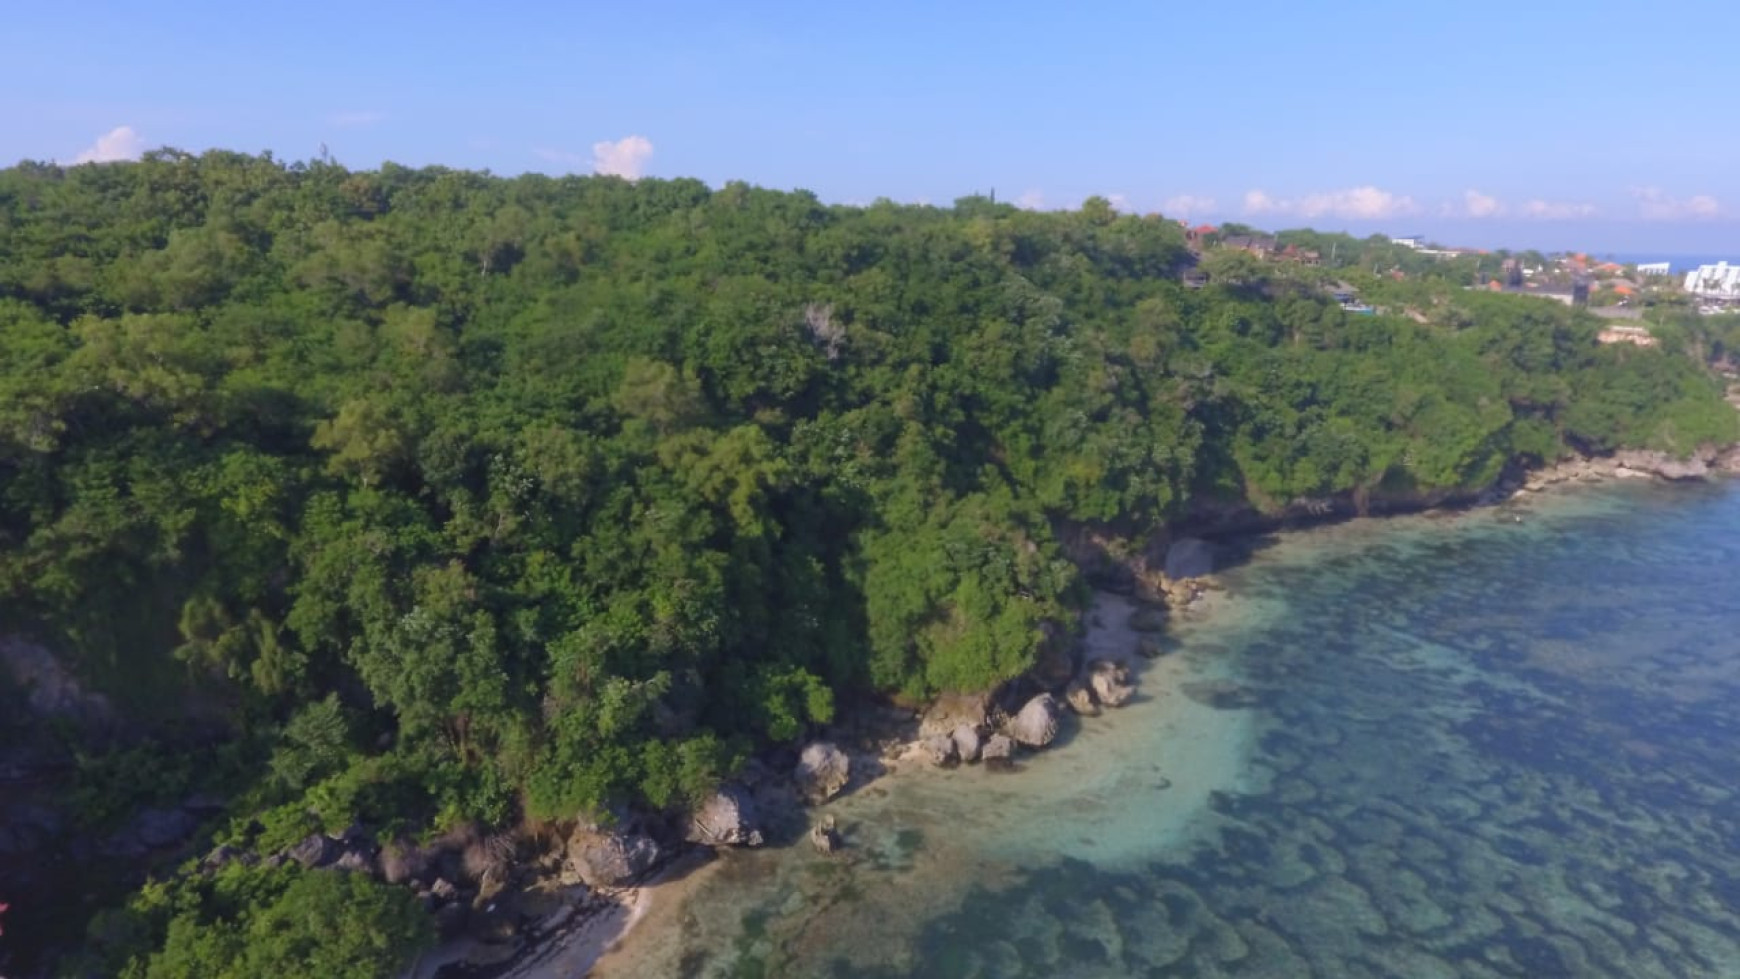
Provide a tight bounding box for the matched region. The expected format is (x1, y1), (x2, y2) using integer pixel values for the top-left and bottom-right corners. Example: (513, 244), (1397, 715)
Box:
(1517, 446), (1740, 494)
(908, 646), (1144, 772)
(1066, 660), (1136, 716)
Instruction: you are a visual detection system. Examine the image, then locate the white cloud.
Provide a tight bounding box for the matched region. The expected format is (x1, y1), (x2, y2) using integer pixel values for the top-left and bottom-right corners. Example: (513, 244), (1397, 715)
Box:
(1161, 194), (1216, 218)
(1462, 189), (1504, 218)
(72, 125), (144, 164)
(1521, 199), (1598, 220)
(329, 110), (385, 129)
(1298, 186), (1418, 220)
(1633, 187), (1722, 221)
(1241, 185), (1418, 221)
(591, 135), (653, 180)
(1106, 193), (1128, 211)
(1243, 189), (1282, 214)
(1015, 189), (1045, 210)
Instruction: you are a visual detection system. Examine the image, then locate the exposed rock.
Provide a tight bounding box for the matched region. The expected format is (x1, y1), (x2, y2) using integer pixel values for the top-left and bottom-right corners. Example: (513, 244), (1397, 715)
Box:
(1007, 693), (1061, 748)
(1716, 444), (1740, 474)
(1135, 637), (1166, 659)
(1614, 449), (1710, 481)
(982, 734), (1015, 765)
(1163, 537), (1217, 580)
(474, 867), (509, 907)
(919, 692), (991, 739)
(919, 734), (959, 766)
(809, 815), (841, 854)
(1163, 577), (1207, 608)
(951, 723), (983, 763)
(202, 844), (248, 870)
(687, 783), (764, 847)
(1063, 678), (1100, 717)
(102, 805), (202, 856)
(379, 838), (438, 885)
(1088, 660), (1136, 708)
(564, 827), (662, 888)
(288, 833), (337, 868)
(430, 877), (460, 902)
(0, 636), (115, 726)
(1127, 605), (1168, 633)
(795, 741), (851, 805)
(334, 848), (375, 874)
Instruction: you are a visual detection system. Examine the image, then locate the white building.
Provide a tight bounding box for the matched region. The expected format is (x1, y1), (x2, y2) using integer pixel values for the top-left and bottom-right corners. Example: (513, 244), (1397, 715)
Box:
(1636, 261), (1672, 277)
(1684, 262), (1740, 298)
(1391, 235), (1425, 250)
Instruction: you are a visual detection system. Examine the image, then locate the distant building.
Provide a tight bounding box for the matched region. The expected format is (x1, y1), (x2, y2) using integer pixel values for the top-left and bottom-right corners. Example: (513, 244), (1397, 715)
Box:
(1501, 258), (1524, 287)
(1391, 235), (1425, 250)
(1221, 235), (1277, 258)
(1597, 325), (1658, 347)
(1499, 285), (1579, 307)
(1636, 261), (1672, 277)
(1685, 261), (1740, 298)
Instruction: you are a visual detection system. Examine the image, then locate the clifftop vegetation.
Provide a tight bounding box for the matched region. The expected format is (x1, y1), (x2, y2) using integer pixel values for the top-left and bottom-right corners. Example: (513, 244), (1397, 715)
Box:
(1, 150), (1734, 973)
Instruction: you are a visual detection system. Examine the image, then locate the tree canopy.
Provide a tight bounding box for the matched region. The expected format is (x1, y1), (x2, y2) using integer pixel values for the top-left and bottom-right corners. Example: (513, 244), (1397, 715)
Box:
(2, 151), (1733, 975)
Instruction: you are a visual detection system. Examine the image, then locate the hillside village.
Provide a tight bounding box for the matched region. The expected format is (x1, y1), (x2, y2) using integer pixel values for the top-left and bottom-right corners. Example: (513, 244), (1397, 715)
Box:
(1174, 220), (1737, 349)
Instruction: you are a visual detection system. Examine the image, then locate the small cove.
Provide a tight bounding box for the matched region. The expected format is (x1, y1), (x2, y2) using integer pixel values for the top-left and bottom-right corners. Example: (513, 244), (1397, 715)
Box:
(595, 481), (1740, 977)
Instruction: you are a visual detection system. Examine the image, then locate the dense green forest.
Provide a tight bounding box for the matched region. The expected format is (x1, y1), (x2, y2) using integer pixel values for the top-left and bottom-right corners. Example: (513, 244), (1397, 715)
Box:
(1, 151), (1735, 974)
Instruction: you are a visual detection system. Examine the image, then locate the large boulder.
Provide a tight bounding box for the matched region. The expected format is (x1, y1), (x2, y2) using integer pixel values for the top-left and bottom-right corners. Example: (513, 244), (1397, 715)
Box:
(982, 734), (1015, 764)
(1007, 694), (1061, 748)
(687, 784), (764, 847)
(1614, 449), (1710, 481)
(951, 724), (983, 763)
(564, 828), (662, 888)
(334, 848), (376, 874)
(1164, 538), (1217, 580)
(1063, 678), (1099, 717)
(795, 741), (851, 804)
(919, 692), (992, 739)
(1088, 660), (1135, 708)
(809, 815), (841, 854)
(287, 833), (337, 868)
(918, 734), (959, 766)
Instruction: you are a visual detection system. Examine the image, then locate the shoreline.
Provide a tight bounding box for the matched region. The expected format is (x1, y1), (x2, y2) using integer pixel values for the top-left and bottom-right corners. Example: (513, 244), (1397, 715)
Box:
(428, 455), (1737, 977)
(588, 591), (1258, 976)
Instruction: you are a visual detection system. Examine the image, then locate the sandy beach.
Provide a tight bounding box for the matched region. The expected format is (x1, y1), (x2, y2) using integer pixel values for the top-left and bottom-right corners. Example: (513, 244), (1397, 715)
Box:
(585, 590), (1260, 977)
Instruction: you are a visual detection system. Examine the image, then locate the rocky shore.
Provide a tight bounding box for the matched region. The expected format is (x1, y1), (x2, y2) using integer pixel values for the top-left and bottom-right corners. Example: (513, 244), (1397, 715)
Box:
(2, 444), (1737, 978)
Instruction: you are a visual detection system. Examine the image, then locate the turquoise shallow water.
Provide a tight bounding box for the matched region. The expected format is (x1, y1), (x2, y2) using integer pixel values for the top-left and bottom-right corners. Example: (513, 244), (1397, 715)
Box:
(610, 481), (1740, 978)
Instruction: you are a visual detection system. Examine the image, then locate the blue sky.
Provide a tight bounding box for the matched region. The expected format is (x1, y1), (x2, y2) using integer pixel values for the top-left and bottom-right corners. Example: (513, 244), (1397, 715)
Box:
(7, 0), (1737, 254)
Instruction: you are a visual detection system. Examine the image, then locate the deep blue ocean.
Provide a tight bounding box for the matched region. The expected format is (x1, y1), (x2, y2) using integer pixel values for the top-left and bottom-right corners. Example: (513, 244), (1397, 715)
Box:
(1606, 253), (1736, 273)
(603, 482), (1740, 978)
